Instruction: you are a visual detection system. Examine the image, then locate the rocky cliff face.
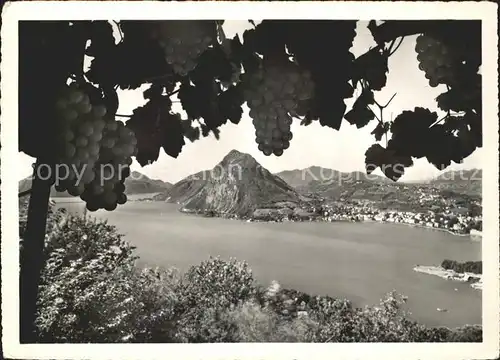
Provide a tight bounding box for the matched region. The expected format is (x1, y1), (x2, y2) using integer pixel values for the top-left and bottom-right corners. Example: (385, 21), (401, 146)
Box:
(162, 150), (301, 216)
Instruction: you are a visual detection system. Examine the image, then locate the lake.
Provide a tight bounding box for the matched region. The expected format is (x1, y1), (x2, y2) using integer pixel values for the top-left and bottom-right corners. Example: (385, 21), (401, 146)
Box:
(53, 197), (482, 328)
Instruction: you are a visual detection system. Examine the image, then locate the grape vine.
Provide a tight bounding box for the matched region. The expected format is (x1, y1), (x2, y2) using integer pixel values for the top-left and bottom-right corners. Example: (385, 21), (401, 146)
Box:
(53, 83), (137, 211)
(152, 21), (214, 76)
(82, 120), (137, 211)
(243, 63), (315, 156)
(53, 84), (107, 195)
(19, 20), (483, 187)
(415, 34), (455, 88)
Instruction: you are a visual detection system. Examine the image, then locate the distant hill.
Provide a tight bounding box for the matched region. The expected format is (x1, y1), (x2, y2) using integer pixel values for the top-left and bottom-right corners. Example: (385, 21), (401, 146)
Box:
(18, 170), (171, 197)
(276, 167), (389, 190)
(276, 166), (341, 188)
(155, 149), (301, 216)
(274, 165), (482, 211)
(431, 169), (482, 196)
(125, 171), (172, 195)
(433, 169), (482, 183)
(276, 166), (390, 197)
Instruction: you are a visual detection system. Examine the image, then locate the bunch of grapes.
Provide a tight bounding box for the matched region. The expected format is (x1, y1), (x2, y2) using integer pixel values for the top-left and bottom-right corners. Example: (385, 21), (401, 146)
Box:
(415, 34), (456, 87)
(243, 64), (315, 156)
(54, 84), (107, 196)
(154, 21), (213, 76)
(82, 120), (137, 212)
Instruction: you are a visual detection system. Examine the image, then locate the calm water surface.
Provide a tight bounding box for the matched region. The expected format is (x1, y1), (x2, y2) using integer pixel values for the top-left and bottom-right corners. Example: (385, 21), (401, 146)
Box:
(55, 198), (482, 328)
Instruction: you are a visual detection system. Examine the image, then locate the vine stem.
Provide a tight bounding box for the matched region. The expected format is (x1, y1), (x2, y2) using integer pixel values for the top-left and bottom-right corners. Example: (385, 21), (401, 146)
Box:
(20, 159), (54, 342)
(431, 112), (451, 128)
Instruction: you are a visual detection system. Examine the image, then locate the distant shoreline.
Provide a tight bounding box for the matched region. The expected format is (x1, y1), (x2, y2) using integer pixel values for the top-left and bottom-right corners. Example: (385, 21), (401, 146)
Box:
(50, 197), (479, 239)
(413, 265), (482, 291)
(378, 221), (471, 238)
(180, 206), (477, 238)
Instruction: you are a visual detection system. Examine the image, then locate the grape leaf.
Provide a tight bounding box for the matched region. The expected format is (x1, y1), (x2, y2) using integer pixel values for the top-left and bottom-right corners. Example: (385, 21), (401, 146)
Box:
(125, 97), (182, 166)
(218, 85), (244, 125)
(182, 120), (201, 142)
(423, 124), (464, 169)
(143, 84), (164, 101)
(358, 88), (375, 105)
(344, 88), (376, 128)
(388, 107), (439, 159)
(365, 144), (387, 174)
(317, 100), (347, 130)
(178, 82), (204, 120)
(344, 107), (375, 129)
(380, 162), (405, 182)
(365, 143), (412, 181)
(353, 47), (388, 91)
(212, 127), (221, 140)
(190, 47), (233, 85)
(201, 124), (210, 137)
(371, 122), (390, 142)
(85, 21), (115, 57)
(367, 20), (383, 47)
(390, 107), (437, 136)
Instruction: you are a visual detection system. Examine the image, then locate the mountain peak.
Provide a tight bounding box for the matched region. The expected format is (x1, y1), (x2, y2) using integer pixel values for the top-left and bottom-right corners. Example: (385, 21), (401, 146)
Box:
(162, 150), (299, 216)
(220, 149), (258, 168)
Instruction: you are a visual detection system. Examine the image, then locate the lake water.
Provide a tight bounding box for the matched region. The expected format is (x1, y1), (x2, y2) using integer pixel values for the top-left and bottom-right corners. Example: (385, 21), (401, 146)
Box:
(54, 198), (482, 328)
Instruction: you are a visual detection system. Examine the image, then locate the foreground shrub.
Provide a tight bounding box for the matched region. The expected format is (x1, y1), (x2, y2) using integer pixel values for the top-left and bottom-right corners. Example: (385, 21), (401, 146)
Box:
(35, 215), (177, 342)
(226, 300), (317, 342)
(172, 256), (258, 342)
(256, 287), (428, 342)
(446, 325), (483, 342)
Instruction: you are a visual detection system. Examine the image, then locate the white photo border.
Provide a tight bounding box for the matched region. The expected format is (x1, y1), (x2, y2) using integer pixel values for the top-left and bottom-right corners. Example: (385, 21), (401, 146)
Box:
(1, 1), (499, 359)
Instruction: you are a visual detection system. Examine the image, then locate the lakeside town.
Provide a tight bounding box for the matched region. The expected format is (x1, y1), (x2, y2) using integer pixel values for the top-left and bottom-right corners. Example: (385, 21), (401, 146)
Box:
(312, 201), (482, 236)
(247, 197), (482, 237)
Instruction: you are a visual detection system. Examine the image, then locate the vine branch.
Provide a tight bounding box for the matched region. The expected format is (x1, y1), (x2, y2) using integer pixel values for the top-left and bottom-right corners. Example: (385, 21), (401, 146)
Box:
(375, 92), (397, 110)
(19, 188), (33, 197)
(370, 20), (447, 44)
(387, 36), (405, 56)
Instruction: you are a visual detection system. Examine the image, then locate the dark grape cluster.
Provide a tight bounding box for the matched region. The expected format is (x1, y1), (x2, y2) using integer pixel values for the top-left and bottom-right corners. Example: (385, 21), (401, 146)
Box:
(243, 64), (315, 156)
(54, 83), (137, 211)
(54, 84), (107, 195)
(155, 21), (213, 76)
(415, 34), (455, 87)
(82, 120), (137, 212)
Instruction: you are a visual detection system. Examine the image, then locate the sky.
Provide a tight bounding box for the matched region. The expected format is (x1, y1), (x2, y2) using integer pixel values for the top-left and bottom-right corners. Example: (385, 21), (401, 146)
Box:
(17, 20), (482, 183)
